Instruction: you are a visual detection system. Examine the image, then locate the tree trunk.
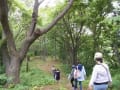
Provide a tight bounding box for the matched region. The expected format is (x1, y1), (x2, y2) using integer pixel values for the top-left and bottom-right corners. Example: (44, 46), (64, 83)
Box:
(2, 46), (21, 84)
(0, 0), (74, 85)
(6, 57), (21, 84)
(72, 47), (77, 65)
(113, 44), (120, 64)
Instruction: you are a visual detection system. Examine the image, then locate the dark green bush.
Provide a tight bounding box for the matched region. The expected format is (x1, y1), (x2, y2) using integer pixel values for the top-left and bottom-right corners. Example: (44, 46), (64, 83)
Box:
(60, 64), (70, 74)
(112, 74), (120, 90)
(0, 74), (7, 85)
(0, 65), (5, 74)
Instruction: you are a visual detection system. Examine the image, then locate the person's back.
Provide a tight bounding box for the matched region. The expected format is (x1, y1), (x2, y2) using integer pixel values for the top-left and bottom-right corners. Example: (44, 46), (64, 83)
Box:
(88, 52), (112, 90)
(55, 69), (60, 83)
(91, 63), (110, 83)
(77, 64), (86, 81)
(74, 64), (86, 90)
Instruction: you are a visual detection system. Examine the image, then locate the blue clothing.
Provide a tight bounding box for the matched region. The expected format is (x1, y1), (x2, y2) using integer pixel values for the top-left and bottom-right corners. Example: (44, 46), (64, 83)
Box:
(94, 84), (108, 90)
(78, 64), (83, 71)
(74, 65), (86, 90)
(72, 65), (76, 68)
(74, 79), (82, 90)
(77, 66), (86, 81)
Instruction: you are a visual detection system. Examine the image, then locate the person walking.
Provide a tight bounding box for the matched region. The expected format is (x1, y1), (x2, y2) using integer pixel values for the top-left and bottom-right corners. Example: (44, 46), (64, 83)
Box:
(54, 68), (60, 83)
(88, 52), (112, 90)
(74, 64), (86, 90)
(68, 65), (76, 89)
(51, 65), (56, 79)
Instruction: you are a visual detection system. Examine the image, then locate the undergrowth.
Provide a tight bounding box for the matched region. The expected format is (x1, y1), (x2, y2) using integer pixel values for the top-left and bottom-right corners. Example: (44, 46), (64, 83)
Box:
(0, 61), (55, 90)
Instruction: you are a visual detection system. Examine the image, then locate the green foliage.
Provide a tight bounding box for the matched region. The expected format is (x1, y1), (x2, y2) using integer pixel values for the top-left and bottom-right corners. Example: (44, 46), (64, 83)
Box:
(0, 74), (7, 85)
(20, 68), (54, 87)
(59, 87), (67, 90)
(0, 62), (54, 89)
(112, 70), (120, 90)
(60, 64), (71, 75)
(27, 51), (35, 57)
(8, 84), (29, 90)
(0, 65), (5, 74)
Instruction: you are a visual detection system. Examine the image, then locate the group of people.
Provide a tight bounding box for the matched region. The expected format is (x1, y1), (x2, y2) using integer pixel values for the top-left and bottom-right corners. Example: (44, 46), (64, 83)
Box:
(68, 52), (112, 90)
(51, 52), (112, 90)
(69, 63), (86, 90)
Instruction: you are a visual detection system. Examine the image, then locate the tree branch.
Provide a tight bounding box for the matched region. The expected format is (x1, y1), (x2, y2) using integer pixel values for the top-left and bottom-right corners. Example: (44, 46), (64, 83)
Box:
(35, 0), (74, 35)
(38, 0), (44, 5)
(0, 0), (17, 56)
(27, 0), (44, 36)
(19, 0), (73, 60)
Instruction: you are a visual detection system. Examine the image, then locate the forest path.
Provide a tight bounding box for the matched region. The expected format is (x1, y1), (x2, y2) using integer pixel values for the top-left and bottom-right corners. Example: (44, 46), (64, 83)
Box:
(32, 57), (87, 90)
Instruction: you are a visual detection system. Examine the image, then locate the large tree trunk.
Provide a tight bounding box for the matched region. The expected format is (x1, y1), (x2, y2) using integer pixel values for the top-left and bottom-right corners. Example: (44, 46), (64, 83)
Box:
(6, 57), (21, 84)
(1, 40), (21, 84)
(0, 0), (73, 85)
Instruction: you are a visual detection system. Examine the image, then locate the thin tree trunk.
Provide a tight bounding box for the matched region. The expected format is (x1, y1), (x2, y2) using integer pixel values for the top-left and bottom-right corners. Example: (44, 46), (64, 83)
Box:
(113, 44), (120, 64)
(72, 47), (77, 65)
(26, 56), (30, 72)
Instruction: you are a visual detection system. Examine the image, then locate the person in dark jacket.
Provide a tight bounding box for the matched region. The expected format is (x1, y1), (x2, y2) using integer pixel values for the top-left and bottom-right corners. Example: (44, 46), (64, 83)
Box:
(70, 65), (76, 87)
(55, 68), (60, 83)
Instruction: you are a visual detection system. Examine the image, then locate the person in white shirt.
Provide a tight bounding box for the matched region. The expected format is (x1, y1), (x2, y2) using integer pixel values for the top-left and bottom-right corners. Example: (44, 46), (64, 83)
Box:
(74, 64), (86, 90)
(88, 52), (112, 90)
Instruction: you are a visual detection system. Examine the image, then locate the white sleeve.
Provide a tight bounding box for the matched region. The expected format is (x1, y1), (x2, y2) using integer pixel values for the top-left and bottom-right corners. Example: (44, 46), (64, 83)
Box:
(82, 66), (86, 76)
(89, 66), (97, 86)
(104, 64), (112, 82)
(107, 67), (112, 82)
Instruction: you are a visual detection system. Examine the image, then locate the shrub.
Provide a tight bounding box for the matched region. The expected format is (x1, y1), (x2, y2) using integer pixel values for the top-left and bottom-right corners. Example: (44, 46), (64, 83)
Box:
(112, 74), (120, 90)
(0, 65), (5, 74)
(20, 68), (54, 88)
(0, 74), (7, 85)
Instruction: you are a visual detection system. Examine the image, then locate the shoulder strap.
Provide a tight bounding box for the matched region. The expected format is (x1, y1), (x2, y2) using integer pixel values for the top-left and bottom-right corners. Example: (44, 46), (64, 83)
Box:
(101, 64), (110, 81)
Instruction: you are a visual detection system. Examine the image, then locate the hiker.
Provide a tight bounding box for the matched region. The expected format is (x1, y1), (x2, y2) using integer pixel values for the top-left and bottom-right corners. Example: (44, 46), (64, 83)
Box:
(88, 52), (112, 90)
(74, 64), (86, 90)
(68, 65), (76, 88)
(54, 68), (60, 83)
(51, 65), (56, 79)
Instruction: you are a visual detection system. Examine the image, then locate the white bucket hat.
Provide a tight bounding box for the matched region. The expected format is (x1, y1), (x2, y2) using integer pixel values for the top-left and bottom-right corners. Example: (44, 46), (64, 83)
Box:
(94, 52), (103, 59)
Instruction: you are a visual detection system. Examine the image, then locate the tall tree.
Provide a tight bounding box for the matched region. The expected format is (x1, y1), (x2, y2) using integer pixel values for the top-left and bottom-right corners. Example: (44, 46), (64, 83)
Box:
(86, 0), (113, 52)
(48, 0), (89, 65)
(0, 0), (73, 85)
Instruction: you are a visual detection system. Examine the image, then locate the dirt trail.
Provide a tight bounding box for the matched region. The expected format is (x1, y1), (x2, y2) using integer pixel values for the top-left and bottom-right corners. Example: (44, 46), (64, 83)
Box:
(32, 57), (87, 90)
(31, 57), (72, 90)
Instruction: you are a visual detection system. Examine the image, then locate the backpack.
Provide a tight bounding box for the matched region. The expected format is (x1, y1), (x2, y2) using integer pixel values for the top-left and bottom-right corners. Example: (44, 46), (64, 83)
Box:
(74, 67), (81, 79)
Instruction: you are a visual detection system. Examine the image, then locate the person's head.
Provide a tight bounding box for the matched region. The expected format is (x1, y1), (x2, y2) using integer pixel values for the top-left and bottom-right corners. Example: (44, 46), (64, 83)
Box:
(77, 64), (82, 71)
(94, 52), (103, 63)
(72, 65), (75, 69)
